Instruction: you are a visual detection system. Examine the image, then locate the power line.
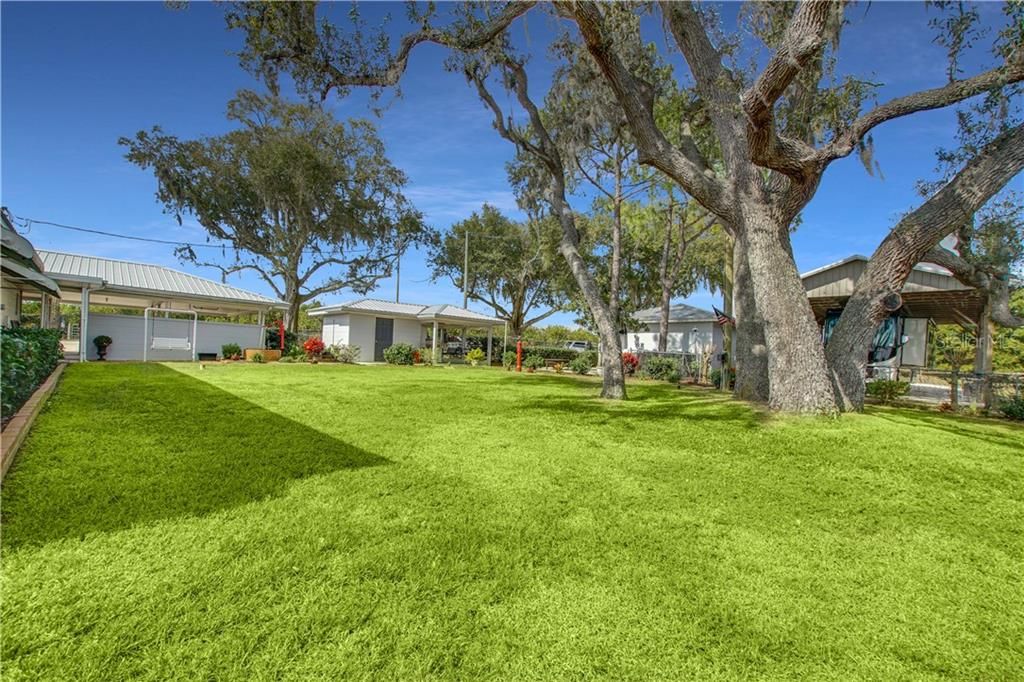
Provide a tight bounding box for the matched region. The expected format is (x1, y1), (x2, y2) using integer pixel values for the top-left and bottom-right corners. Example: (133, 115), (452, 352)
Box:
(14, 215), (236, 249)
(11, 214), (380, 256)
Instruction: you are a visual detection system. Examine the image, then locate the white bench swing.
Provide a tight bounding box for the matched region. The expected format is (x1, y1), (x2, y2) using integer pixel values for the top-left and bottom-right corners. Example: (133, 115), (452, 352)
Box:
(143, 307), (198, 362)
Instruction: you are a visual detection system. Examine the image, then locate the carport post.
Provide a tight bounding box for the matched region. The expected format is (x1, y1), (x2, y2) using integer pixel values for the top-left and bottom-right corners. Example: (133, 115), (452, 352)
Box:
(432, 320), (439, 362)
(486, 326), (493, 365)
(80, 287), (91, 363)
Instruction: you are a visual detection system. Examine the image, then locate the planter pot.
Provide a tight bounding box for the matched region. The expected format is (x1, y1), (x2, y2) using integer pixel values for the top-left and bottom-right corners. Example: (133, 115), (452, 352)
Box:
(245, 348), (281, 362)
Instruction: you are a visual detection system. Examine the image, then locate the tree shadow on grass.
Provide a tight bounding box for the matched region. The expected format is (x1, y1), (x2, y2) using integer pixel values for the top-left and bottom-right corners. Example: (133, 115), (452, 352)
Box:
(515, 374), (769, 429)
(1, 363), (389, 550)
(869, 407), (1023, 451)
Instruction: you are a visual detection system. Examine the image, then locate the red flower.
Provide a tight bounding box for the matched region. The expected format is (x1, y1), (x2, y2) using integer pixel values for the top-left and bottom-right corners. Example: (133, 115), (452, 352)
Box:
(621, 352), (639, 375)
(303, 337), (325, 357)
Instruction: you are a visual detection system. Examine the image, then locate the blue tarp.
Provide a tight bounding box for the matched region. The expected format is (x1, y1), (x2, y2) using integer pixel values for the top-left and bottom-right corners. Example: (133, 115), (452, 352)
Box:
(822, 311), (900, 362)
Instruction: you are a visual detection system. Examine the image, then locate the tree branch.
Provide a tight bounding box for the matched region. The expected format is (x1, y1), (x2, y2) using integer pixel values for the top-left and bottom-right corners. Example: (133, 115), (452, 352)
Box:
(566, 1), (731, 220)
(741, 0), (835, 181)
(262, 2), (537, 92)
(523, 306), (561, 329)
(820, 57), (1024, 166)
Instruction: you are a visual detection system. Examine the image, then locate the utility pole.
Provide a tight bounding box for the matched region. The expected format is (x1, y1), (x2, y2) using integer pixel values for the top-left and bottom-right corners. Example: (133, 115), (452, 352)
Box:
(462, 229), (469, 308)
(395, 239), (402, 303)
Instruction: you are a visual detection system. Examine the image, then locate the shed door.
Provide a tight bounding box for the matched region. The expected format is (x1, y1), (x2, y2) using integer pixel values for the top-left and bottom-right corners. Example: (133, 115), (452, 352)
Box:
(374, 317), (394, 362)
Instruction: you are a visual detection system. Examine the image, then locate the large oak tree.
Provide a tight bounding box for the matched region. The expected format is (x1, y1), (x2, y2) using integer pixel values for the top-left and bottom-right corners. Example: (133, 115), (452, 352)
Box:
(225, 1), (1023, 412)
(122, 91), (426, 331)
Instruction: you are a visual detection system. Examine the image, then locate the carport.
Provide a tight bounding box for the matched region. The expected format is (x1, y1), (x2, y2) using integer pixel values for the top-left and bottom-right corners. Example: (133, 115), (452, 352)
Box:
(35, 250), (284, 361)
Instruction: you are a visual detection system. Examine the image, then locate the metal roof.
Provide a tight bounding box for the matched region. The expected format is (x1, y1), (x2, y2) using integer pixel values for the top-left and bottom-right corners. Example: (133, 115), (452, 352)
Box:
(799, 254), (956, 280)
(1, 211), (62, 297)
(38, 250), (282, 307)
(310, 298), (503, 325)
(632, 303), (717, 324)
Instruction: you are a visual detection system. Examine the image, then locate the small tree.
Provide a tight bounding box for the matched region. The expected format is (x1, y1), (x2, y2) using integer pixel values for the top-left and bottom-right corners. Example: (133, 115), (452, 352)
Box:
(932, 327), (976, 409)
(121, 91), (427, 332)
(428, 205), (568, 337)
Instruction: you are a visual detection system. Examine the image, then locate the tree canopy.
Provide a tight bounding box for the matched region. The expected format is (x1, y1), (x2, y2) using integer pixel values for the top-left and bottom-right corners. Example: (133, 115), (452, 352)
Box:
(121, 90), (427, 331)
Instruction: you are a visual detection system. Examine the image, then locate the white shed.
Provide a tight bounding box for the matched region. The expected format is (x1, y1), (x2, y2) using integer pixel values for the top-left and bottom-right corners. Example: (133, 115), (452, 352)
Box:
(311, 299), (504, 363)
(621, 303), (724, 361)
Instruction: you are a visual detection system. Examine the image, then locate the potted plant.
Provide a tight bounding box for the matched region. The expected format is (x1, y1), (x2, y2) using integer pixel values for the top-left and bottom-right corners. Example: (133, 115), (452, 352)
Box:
(465, 348), (486, 367)
(93, 335), (113, 361)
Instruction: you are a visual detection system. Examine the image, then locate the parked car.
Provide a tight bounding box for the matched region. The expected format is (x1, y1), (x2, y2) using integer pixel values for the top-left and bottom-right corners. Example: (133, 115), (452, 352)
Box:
(563, 340), (593, 352)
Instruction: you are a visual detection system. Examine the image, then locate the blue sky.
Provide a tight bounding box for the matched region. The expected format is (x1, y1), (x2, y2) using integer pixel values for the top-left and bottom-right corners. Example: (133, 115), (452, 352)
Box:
(2, 2), (1017, 327)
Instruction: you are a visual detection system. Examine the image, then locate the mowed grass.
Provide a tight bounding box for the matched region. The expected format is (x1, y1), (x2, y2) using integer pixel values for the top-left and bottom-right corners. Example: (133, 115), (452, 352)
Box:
(1, 363), (1021, 680)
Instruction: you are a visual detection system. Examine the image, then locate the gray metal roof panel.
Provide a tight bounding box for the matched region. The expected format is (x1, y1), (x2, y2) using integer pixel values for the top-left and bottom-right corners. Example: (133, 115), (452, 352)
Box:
(311, 298), (502, 324)
(632, 303), (718, 323)
(38, 250), (282, 306)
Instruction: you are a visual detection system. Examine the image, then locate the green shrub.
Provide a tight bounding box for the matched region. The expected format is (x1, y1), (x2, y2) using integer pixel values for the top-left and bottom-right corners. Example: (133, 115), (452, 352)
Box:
(250, 352), (265, 364)
(264, 326), (297, 352)
(383, 343), (415, 365)
(221, 343), (242, 359)
(866, 379), (910, 404)
(328, 344), (359, 364)
(999, 396), (1024, 421)
(277, 356), (295, 363)
(569, 355), (592, 375)
(578, 350), (598, 368)
(93, 335), (112, 349)
(523, 354), (546, 371)
(639, 355), (678, 381)
(502, 350), (517, 371)
(465, 348), (486, 366)
(526, 347), (580, 362)
(1, 328), (63, 419)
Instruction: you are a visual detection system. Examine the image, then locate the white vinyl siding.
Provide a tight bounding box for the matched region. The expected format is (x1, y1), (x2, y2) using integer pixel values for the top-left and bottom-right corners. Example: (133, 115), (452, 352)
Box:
(621, 321), (723, 366)
(86, 313), (263, 360)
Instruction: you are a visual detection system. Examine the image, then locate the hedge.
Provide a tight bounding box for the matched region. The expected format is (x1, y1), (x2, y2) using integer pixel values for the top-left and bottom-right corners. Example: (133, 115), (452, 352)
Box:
(517, 346), (581, 362)
(1, 328), (63, 420)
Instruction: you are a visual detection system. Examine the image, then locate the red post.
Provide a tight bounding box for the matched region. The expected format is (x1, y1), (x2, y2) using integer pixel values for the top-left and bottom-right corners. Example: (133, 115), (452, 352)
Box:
(516, 340), (523, 372)
(278, 319), (285, 351)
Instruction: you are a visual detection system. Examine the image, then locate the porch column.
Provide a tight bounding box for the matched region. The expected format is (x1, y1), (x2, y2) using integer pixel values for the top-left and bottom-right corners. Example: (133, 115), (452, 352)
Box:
(79, 287), (90, 362)
(486, 326), (493, 365)
(432, 320), (439, 362)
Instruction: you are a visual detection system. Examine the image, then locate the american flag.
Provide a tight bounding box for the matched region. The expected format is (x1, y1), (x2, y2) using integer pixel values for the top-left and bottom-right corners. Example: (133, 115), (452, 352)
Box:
(713, 306), (734, 327)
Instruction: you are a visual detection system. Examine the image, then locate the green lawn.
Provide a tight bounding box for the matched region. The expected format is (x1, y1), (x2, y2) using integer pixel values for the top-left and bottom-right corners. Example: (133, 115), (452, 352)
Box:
(2, 363), (1021, 680)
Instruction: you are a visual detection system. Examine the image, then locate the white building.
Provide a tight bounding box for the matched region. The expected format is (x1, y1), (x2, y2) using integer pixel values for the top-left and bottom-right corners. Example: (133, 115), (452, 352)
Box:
(621, 303), (724, 361)
(311, 299), (504, 363)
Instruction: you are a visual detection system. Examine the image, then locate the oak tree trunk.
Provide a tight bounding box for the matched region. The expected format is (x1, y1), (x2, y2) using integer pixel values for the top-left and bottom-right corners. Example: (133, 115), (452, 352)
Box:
(730, 234), (769, 402)
(743, 208), (837, 414)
